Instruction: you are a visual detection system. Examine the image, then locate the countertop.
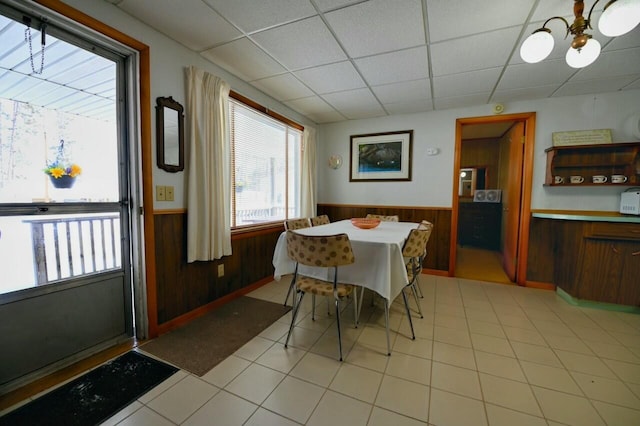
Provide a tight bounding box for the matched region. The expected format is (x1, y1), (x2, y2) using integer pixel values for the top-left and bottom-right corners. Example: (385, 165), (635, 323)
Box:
(532, 211), (640, 223)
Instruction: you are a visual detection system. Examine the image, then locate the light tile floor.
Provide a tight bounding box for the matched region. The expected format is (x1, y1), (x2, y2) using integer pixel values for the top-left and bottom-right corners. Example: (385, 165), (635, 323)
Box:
(7, 275), (640, 425)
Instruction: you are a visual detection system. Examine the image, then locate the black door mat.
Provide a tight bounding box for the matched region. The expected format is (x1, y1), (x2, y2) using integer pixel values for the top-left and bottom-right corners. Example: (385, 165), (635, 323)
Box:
(0, 351), (178, 426)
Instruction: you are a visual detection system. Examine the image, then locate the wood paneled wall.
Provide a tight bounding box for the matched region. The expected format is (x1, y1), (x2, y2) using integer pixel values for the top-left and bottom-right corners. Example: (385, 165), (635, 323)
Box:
(317, 204), (451, 272)
(153, 213), (281, 324)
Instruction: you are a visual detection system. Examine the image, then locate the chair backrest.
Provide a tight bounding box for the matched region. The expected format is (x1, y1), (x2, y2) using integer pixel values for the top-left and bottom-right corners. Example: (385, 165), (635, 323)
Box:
(402, 228), (431, 258)
(284, 218), (310, 230)
(366, 214), (399, 222)
(310, 214), (330, 226)
(418, 220), (434, 238)
(286, 231), (355, 267)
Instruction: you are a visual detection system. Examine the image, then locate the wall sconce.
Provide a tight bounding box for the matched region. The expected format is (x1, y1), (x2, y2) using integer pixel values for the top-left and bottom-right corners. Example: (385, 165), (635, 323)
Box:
(520, 0), (640, 68)
(328, 154), (343, 169)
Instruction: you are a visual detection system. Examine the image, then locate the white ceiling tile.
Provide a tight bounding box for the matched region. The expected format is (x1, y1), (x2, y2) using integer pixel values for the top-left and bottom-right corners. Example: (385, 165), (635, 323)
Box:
(285, 96), (337, 114)
(626, 78), (640, 90)
(490, 85), (558, 104)
(322, 88), (385, 118)
(251, 16), (346, 70)
(433, 68), (502, 98)
(426, 0), (533, 42)
(314, 0), (365, 12)
(554, 76), (639, 98)
(434, 93), (491, 110)
(118, 0), (241, 50)
(498, 60), (575, 90)
(431, 27), (521, 76)
(202, 0), (316, 33)
(201, 38), (286, 81)
(604, 27), (640, 50)
(251, 73), (314, 101)
(305, 110), (346, 123)
(355, 46), (428, 86)
(384, 99), (433, 115)
(372, 79), (431, 104)
(324, 0), (425, 57)
(570, 48), (640, 81)
(294, 61), (366, 94)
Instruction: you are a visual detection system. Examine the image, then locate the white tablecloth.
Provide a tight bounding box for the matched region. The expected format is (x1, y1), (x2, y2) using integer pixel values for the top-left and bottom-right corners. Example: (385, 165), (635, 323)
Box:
(272, 219), (417, 302)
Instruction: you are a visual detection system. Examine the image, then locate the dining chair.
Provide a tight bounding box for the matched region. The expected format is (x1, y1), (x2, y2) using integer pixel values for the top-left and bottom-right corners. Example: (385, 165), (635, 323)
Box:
(366, 213), (399, 222)
(414, 220), (434, 298)
(284, 231), (358, 361)
(310, 214), (330, 226)
(284, 218), (311, 230)
(398, 227), (432, 340)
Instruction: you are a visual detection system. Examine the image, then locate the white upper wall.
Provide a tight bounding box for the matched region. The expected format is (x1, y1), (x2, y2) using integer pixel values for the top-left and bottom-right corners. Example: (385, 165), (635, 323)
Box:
(318, 90), (640, 212)
(61, 0), (315, 209)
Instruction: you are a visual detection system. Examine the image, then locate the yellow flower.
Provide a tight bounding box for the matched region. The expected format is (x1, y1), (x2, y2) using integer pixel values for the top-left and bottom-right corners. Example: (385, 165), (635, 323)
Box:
(69, 164), (82, 177)
(50, 167), (65, 178)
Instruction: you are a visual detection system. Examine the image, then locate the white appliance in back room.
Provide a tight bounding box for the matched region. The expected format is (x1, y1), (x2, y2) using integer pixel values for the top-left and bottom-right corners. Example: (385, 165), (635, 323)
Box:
(620, 188), (640, 215)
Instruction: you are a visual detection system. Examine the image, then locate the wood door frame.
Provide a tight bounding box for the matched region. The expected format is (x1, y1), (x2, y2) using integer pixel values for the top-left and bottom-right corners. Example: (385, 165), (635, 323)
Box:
(449, 112), (536, 286)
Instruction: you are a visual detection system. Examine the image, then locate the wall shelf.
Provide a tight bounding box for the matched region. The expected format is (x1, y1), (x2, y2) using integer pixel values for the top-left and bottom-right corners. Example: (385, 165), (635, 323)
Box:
(544, 142), (640, 187)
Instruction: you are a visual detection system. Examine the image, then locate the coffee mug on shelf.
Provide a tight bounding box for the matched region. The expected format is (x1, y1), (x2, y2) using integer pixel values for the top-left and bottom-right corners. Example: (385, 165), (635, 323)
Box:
(569, 175), (584, 184)
(592, 175), (607, 184)
(611, 175), (628, 183)
(554, 176), (564, 184)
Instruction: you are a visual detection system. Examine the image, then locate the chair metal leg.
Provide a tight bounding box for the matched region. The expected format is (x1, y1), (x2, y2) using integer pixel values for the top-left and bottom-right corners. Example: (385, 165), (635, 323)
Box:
(285, 291), (305, 348)
(401, 289), (416, 340)
(410, 283), (424, 318)
(284, 275), (295, 306)
(415, 274), (424, 298)
(353, 287), (359, 328)
(311, 294), (316, 321)
(384, 300), (391, 356)
(335, 298), (344, 361)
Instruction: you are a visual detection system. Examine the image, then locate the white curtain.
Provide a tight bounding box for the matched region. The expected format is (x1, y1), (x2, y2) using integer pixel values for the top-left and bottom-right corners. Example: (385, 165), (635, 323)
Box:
(300, 126), (317, 218)
(186, 66), (232, 262)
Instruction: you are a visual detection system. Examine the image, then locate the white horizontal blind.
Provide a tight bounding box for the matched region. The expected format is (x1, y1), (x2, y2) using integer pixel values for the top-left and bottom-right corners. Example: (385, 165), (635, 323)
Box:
(230, 99), (302, 227)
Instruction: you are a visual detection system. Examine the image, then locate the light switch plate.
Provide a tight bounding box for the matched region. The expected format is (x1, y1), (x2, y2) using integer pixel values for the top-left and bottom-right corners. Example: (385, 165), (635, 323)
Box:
(156, 185), (165, 201)
(165, 186), (174, 201)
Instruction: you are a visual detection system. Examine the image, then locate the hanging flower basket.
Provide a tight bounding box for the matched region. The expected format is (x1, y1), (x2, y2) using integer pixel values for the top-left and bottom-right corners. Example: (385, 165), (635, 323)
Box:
(49, 175), (77, 189)
(44, 139), (82, 188)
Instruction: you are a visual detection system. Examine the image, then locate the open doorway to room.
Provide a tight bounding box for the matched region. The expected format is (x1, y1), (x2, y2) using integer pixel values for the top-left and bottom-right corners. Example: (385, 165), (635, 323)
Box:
(450, 113), (536, 286)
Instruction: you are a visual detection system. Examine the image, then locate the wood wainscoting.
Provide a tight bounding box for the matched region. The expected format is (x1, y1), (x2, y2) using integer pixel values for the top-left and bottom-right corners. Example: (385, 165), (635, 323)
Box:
(153, 211), (282, 327)
(317, 204), (451, 273)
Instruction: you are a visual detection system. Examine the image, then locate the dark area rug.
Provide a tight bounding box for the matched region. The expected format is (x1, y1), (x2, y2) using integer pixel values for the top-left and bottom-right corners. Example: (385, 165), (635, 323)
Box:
(0, 351), (177, 426)
(140, 296), (291, 376)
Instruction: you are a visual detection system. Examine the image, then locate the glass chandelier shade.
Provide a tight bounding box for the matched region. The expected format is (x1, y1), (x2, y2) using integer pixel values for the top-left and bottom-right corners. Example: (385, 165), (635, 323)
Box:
(598, 0), (640, 36)
(519, 0), (640, 67)
(520, 29), (555, 63)
(565, 38), (602, 67)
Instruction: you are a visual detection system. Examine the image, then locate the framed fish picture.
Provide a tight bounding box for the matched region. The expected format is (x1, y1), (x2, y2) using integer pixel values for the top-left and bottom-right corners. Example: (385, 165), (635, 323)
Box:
(349, 130), (413, 182)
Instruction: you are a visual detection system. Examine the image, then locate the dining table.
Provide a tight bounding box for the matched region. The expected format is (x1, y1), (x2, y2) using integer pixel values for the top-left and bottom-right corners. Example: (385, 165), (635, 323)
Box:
(272, 218), (419, 354)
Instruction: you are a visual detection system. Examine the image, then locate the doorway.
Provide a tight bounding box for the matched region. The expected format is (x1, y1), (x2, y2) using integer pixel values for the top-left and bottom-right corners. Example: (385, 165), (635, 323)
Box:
(450, 113), (536, 286)
(0, 2), (140, 393)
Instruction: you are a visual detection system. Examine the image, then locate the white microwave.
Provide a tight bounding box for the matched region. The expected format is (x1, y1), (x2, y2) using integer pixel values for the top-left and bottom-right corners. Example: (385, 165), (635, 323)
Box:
(620, 190), (640, 215)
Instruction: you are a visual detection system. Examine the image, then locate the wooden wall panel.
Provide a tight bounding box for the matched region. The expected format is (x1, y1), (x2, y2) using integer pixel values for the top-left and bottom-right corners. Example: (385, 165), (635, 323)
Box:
(317, 204), (451, 271)
(154, 213), (281, 324)
(526, 218), (555, 283)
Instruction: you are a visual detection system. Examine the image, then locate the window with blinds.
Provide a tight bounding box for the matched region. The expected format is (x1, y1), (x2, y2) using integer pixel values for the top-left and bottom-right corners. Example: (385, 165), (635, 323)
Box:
(230, 99), (302, 228)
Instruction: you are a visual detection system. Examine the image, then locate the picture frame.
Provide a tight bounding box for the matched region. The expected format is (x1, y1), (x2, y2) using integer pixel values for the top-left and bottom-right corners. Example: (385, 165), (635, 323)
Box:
(350, 130), (413, 182)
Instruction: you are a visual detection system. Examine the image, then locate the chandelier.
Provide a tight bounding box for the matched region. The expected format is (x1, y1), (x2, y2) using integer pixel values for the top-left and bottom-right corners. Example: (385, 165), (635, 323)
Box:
(520, 0), (640, 68)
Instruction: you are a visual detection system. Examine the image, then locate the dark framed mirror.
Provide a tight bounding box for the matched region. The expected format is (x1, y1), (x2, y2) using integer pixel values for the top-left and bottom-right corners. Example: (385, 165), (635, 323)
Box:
(156, 96), (184, 172)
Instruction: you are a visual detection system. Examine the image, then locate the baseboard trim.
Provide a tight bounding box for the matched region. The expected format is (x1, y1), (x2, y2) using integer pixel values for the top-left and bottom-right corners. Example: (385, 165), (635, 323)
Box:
(556, 287), (640, 314)
(525, 281), (556, 291)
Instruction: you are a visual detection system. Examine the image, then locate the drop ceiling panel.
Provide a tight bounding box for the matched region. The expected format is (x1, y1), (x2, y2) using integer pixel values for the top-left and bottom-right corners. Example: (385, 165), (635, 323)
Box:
(498, 60), (575, 90)
(251, 73), (314, 101)
(118, 0), (241, 50)
(569, 48), (640, 80)
(322, 87), (385, 118)
(383, 99), (433, 115)
(294, 61), (366, 94)
(426, 0), (533, 42)
(372, 79), (431, 104)
(202, 38), (286, 82)
(202, 0), (316, 33)
(430, 27), (521, 76)
(355, 46), (429, 86)
(491, 85), (558, 104)
(434, 93), (491, 110)
(553, 75), (639, 97)
(324, 0), (425, 57)
(251, 16), (346, 70)
(433, 68), (502, 98)
(314, 0), (366, 12)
